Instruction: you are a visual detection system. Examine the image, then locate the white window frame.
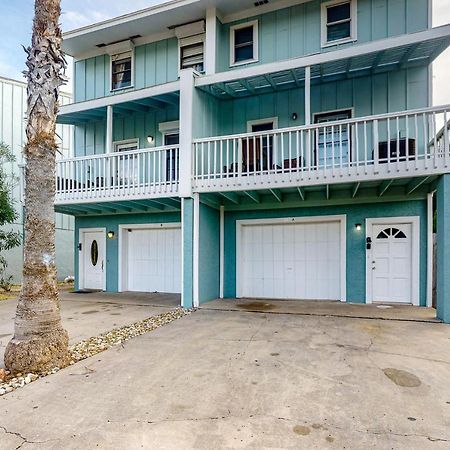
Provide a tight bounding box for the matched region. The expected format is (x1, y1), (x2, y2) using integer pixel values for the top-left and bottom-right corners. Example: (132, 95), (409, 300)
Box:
(113, 138), (140, 153)
(230, 20), (259, 67)
(321, 0), (357, 48)
(246, 117), (278, 133)
(178, 33), (205, 74)
(110, 50), (135, 92)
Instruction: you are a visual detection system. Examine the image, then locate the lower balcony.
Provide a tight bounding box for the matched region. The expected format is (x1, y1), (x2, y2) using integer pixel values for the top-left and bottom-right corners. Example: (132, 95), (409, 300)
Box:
(192, 105), (450, 193)
(55, 145), (180, 205)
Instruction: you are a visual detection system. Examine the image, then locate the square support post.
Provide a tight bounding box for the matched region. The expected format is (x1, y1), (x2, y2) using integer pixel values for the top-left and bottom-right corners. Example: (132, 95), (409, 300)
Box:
(182, 197), (194, 309)
(436, 174), (450, 323)
(106, 105), (113, 153)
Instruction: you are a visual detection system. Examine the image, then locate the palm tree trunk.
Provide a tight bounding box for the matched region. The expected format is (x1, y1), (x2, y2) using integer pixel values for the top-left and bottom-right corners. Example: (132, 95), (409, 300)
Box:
(4, 0), (70, 373)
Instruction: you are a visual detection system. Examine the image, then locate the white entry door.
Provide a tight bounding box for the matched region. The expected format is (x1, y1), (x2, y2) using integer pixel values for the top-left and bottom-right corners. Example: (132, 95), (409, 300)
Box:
(82, 230), (106, 290)
(125, 226), (181, 293)
(238, 219), (343, 300)
(371, 224), (413, 303)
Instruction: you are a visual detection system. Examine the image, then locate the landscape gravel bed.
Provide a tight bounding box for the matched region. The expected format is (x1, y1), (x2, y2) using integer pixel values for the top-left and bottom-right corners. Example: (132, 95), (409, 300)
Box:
(0, 308), (190, 397)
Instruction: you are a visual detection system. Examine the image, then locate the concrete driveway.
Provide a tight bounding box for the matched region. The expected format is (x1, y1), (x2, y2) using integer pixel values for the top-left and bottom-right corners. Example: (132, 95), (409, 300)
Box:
(0, 291), (180, 369)
(1, 301), (450, 449)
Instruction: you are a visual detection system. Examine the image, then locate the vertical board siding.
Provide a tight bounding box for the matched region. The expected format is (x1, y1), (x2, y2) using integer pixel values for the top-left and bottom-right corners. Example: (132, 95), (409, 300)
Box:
(74, 105), (179, 156)
(217, 0), (429, 72)
(74, 38), (179, 102)
(207, 67), (428, 137)
(0, 77), (74, 281)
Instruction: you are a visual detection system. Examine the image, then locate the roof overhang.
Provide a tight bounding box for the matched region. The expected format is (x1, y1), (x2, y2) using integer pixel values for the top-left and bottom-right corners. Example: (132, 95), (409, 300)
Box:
(196, 24), (450, 99)
(62, 0), (306, 58)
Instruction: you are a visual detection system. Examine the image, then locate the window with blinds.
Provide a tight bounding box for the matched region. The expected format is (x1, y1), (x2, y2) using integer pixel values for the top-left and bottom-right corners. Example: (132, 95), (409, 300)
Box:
(111, 51), (133, 90)
(179, 34), (205, 72)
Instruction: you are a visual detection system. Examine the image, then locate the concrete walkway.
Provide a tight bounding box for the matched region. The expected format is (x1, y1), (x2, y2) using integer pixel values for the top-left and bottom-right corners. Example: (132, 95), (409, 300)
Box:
(1, 306), (450, 449)
(202, 298), (439, 322)
(0, 291), (180, 369)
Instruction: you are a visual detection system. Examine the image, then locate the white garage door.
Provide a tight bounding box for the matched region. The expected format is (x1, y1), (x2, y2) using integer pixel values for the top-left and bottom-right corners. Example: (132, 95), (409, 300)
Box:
(125, 226), (181, 293)
(239, 220), (342, 300)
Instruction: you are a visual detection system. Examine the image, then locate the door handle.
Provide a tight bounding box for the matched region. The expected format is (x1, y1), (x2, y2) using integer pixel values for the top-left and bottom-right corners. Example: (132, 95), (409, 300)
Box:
(101, 260), (104, 271)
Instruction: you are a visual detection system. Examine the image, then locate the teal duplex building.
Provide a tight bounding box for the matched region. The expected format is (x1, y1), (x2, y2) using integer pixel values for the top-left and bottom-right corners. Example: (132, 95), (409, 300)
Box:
(56, 0), (450, 322)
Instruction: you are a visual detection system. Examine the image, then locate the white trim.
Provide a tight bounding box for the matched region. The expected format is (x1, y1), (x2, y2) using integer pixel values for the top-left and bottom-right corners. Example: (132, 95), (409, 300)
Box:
(59, 80), (180, 116)
(427, 192), (435, 307)
(222, 0), (310, 24)
(365, 216), (420, 306)
(78, 227), (106, 291)
(246, 117), (278, 132)
(196, 24), (450, 89)
(235, 215), (347, 302)
(113, 138), (140, 152)
(106, 105), (113, 153)
(305, 66), (311, 125)
(159, 120), (180, 133)
(229, 20), (259, 67)
(118, 222), (182, 293)
(219, 205), (225, 299)
(313, 107), (354, 122)
(321, 0), (358, 48)
(110, 49), (135, 93)
(205, 7), (217, 75)
(193, 193), (200, 307)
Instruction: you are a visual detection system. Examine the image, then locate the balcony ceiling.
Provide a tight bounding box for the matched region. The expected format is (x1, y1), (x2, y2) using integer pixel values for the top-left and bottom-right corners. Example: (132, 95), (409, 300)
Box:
(62, 0), (291, 56)
(199, 29), (450, 99)
(57, 91), (180, 125)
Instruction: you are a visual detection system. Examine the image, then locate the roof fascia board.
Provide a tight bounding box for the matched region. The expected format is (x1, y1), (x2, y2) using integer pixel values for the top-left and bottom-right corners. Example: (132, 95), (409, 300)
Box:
(196, 24), (450, 87)
(72, 30), (176, 61)
(63, 0), (198, 40)
(221, 0), (312, 24)
(59, 81), (180, 116)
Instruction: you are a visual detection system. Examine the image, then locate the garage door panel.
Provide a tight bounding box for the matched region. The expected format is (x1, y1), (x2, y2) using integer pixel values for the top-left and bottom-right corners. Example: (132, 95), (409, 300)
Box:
(240, 220), (342, 301)
(126, 227), (181, 294)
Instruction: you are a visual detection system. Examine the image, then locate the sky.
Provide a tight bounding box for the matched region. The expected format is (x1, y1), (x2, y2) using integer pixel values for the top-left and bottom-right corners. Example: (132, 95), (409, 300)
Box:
(1, 0), (449, 104)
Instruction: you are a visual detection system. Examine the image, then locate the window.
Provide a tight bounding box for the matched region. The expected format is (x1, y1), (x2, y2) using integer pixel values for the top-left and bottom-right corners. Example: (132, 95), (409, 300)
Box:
(321, 0), (356, 47)
(230, 21), (258, 66)
(179, 34), (205, 72)
(111, 51), (133, 91)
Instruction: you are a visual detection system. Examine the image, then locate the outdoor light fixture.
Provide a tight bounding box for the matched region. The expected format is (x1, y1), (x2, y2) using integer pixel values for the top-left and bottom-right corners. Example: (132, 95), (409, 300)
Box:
(355, 224), (362, 231)
(291, 112), (298, 121)
(107, 231), (115, 239)
(147, 135), (155, 144)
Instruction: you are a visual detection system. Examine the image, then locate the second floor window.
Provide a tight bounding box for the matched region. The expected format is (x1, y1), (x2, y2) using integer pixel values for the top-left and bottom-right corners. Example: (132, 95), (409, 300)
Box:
(230, 20), (258, 66)
(179, 34), (205, 72)
(322, 0), (356, 47)
(111, 52), (133, 91)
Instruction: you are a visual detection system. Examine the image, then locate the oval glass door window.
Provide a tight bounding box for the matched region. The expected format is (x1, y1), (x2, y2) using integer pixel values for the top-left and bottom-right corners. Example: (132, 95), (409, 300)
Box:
(91, 240), (99, 266)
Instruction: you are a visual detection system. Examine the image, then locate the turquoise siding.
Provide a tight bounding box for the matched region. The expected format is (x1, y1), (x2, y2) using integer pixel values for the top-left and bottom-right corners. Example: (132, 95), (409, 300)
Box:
(182, 198), (194, 308)
(223, 200), (427, 305)
(74, 38), (178, 102)
(436, 175), (450, 322)
(199, 203), (220, 303)
(216, 0), (429, 72)
(74, 106), (178, 156)
(75, 212), (181, 292)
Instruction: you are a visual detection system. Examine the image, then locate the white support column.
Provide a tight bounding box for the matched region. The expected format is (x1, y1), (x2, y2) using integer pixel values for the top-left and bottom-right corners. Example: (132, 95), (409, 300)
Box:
(427, 191), (435, 308)
(305, 66), (311, 125)
(305, 66), (311, 167)
(205, 7), (217, 76)
(219, 205), (224, 299)
(193, 192), (200, 307)
(106, 105), (113, 153)
(179, 68), (195, 198)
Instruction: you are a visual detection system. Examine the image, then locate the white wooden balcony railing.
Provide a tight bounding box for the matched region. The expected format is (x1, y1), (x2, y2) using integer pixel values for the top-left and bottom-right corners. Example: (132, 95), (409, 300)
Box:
(56, 145), (179, 203)
(192, 105), (450, 192)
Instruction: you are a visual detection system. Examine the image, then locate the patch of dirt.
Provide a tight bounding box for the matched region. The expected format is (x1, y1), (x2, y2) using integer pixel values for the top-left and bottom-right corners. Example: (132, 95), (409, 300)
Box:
(237, 302), (275, 311)
(81, 310), (100, 315)
(383, 368), (422, 387)
(293, 425), (311, 436)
